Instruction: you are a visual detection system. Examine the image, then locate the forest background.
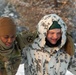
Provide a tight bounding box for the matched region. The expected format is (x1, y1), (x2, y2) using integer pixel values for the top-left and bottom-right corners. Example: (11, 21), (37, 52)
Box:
(0, 0), (76, 74)
(0, 0), (76, 45)
(0, 0), (76, 75)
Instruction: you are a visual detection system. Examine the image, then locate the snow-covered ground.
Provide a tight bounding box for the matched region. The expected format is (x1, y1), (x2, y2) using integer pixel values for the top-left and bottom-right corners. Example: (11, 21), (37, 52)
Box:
(65, 70), (74, 75)
(16, 64), (75, 75)
(15, 64), (24, 75)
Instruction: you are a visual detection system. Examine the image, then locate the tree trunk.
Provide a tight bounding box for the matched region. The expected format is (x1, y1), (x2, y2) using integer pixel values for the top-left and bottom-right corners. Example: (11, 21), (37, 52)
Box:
(54, 0), (58, 7)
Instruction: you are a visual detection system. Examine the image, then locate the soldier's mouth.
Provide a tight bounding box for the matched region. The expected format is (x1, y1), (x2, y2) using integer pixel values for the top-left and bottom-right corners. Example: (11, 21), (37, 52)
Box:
(6, 43), (12, 47)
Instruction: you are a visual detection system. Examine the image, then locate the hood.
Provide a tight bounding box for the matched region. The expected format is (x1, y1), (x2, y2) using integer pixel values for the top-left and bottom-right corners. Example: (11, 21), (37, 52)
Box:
(33, 14), (67, 50)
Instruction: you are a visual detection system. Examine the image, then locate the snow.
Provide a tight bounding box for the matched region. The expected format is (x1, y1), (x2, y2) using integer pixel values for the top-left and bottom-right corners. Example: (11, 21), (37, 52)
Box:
(15, 64), (24, 75)
(65, 70), (74, 75)
(15, 64), (74, 75)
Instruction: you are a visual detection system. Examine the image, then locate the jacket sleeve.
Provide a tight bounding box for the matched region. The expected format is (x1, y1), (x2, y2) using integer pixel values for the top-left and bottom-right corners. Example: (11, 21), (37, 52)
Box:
(21, 47), (29, 75)
(68, 54), (76, 75)
(58, 53), (71, 75)
(16, 30), (37, 50)
(21, 47), (27, 64)
(64, 33), (75, 75)
(16, 33), (25, 50)
(16, 47), (28, 75)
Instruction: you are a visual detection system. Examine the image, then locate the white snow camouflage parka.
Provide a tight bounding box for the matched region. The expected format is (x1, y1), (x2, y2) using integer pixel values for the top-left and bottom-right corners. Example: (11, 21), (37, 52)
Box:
(22, 14), (71, 75)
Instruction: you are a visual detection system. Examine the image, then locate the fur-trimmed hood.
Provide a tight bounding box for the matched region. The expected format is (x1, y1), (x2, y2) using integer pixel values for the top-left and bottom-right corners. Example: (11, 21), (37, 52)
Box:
(22, 14), (72, 75)
(32, 14), (67, 51)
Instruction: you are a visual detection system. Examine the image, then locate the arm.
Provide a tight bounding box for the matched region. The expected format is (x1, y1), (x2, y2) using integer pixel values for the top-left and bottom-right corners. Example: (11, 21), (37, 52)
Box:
(0, 71), (2, 75)
(16, 30), (37, 50)
(60, 55), (71, 75)
(0, 60), (4, 75)
(56, 52), (71, 75)
(64, 33), (75, 75)
(68, 55), (76, 75)
(16, 47), (28, 75)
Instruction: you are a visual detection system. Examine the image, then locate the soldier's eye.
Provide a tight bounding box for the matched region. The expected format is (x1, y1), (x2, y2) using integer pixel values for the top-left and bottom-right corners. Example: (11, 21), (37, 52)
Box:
(4, 36), (9, 39)
(11, 35), (16, 39)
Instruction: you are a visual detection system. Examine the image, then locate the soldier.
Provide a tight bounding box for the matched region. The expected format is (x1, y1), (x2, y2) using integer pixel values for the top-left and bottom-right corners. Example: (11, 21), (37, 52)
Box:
(22, 14), (75, 75)
(0, 17), (36, 75)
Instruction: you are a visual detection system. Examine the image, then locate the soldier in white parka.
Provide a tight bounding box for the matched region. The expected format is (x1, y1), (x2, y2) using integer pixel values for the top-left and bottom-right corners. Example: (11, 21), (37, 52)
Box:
(22, 14), (75, 75)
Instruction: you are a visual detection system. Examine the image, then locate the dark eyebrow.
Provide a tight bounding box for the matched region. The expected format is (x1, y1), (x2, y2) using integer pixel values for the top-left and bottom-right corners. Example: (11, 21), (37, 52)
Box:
(3, 35), (16, 37)
(4, 35), (9, 37)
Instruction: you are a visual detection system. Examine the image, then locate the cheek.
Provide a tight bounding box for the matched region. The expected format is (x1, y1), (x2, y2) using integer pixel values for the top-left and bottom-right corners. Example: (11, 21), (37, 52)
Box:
(57, 35), (61, 40)
(1, 38), (7, 44)
(46, 34), (52, 39)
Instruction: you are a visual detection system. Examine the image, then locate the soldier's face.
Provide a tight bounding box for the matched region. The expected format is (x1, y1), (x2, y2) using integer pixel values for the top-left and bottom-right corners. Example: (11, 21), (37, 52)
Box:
(46, 29), (62, 45)
(0, 34), (16, 47)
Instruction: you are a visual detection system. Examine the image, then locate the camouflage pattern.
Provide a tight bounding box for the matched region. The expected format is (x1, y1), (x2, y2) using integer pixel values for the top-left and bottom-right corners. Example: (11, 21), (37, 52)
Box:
(0, 30), (36, 75)
(68, 45), (76, 75)
(65, 29), (76, 75)
(0, 41), (21, 75)
(22, 14), (71, 75)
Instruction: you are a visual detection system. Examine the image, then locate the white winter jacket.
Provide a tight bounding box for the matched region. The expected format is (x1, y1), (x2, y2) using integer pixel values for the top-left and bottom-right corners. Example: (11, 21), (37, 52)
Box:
(22, 14), (71, 75)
